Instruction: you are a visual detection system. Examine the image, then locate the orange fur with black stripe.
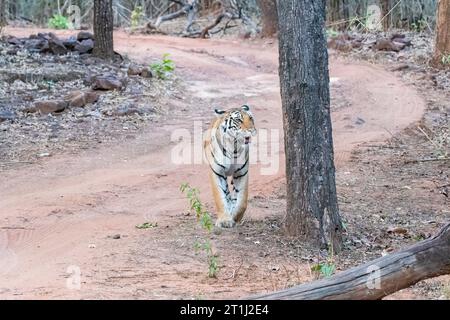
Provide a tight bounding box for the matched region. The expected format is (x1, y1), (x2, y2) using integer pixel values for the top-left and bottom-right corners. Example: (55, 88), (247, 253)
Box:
(204, 105), (256, 228)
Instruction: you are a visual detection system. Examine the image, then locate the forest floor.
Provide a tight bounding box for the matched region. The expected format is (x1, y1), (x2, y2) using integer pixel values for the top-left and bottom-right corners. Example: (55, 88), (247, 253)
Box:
(0, 27), (448, 300)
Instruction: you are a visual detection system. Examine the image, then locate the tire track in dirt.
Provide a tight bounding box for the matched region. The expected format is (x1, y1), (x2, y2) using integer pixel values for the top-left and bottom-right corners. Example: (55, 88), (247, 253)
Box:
(0, 29), (426, 298)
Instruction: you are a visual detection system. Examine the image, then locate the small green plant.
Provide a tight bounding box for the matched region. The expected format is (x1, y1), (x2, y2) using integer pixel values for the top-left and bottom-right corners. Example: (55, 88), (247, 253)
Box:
(135, 222), (158, 229)
(441, 54), (450, 66)
(311, 247), (336, 279)
(48, 14), (71, 30)
(150, 53), (175, 80)
(181, 183), (218, 278)
(131, 6), (144, 29)
(194, 240), (219, 278)
(311, 261), (336, 278)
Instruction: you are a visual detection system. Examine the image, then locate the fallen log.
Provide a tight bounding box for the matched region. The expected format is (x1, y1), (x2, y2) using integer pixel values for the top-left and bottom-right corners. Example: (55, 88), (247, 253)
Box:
(250, 222), (450, 300)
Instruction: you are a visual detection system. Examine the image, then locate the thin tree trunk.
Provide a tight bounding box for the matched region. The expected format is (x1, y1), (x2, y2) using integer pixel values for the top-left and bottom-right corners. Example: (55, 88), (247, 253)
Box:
(250, 222), (450, 300)
(257, 0), (277, 37)
(93, 0), (114, 59)
(380, 0), (391, 30)
(433, 0), (450, 67)
(277, 0), (343, 251)
(0, 0), (7, 27)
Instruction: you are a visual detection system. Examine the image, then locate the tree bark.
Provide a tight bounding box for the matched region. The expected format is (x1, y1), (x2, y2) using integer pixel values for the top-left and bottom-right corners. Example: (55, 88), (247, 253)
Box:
(433, 0), (450, 67)
(277, 0), (343, 251)
(257, 0), (277, 37)
(250, 223), (450, 300)
(0, 0), (7, 27)
(93, 0), (114, 59)
(380, 0), (391, 30)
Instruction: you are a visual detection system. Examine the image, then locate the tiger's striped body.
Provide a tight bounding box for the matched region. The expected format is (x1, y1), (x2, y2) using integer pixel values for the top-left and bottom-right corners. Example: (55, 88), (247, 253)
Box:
(204, 105), (257, 228)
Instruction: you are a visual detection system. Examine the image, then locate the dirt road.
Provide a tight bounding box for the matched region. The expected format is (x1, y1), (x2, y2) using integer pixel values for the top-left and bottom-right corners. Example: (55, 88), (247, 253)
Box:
(0, 29), (425, 299)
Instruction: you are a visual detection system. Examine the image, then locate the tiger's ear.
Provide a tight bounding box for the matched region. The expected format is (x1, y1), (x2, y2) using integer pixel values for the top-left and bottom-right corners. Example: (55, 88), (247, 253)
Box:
(214, 108), (225, 117)
(241, 105), (250, 111)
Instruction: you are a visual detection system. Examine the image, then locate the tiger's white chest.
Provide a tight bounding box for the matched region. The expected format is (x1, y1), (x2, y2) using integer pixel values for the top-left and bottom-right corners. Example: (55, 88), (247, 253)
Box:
(221, 149), (249, 177)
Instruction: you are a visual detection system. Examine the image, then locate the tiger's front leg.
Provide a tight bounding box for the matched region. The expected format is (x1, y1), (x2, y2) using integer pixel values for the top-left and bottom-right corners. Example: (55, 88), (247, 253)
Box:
(230, 165), (249, 223)
(208, 170), (235, 228)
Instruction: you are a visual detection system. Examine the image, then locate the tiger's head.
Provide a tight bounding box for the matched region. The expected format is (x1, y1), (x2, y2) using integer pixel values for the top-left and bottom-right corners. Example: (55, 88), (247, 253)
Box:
(214, 105), (257, 146)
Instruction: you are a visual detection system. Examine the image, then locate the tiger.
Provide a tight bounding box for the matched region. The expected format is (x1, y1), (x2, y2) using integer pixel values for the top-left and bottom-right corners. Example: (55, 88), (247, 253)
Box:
(203, 105), (257, 228)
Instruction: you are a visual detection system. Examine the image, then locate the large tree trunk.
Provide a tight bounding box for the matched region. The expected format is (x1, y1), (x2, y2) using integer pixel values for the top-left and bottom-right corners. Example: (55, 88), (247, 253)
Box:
(93, 0), (114, 59)
(433, 0), (450, 67)
(250, 223), (450, 300)
(257, 0), (277, 37)
(277, 0), (343, 251)
(0, 0), (7, 27)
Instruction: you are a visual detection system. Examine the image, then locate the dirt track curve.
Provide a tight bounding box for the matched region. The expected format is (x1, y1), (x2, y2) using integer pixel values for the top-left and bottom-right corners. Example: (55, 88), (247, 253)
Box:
(0, 29), (425, 299)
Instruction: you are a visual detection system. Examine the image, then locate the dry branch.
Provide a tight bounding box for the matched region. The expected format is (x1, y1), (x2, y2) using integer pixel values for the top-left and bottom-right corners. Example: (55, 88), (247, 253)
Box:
(200, 11), (232, 38)
(249, 222), (450, 300)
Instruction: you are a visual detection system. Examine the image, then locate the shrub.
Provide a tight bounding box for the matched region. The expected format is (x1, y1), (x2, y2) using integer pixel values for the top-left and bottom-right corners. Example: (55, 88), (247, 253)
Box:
(48, 14), (71, 30)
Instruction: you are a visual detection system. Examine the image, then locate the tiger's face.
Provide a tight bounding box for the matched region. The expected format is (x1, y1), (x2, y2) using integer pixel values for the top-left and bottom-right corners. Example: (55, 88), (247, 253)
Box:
(215, 105), (257, 146)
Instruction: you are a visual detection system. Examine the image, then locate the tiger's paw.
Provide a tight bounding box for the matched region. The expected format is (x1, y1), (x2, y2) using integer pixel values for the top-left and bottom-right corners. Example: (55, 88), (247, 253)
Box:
(215, 218), (236, 228)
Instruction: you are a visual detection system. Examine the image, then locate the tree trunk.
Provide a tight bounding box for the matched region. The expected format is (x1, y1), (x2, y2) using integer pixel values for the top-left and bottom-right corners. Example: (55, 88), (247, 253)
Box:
(0, 0), (7, 27)
(93, 0), (114, 59)
(380, 0), (391, 30)
(277, 0), (343, 251)
(257, 0), (277, 37)
(250, 223), (450, 300)
(433, 0), (450, 67)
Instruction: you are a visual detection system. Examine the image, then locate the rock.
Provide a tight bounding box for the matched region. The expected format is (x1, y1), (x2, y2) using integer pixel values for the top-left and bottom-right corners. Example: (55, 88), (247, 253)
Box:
(63, 36), (78, 50)
(34, 100), (68, 114)
(25, 39), (49, 53)
(390, 33), (405, 40)
(0, 111), (16, 122)
(3, 69), (85, 84)
(140, 67), (153, 78)
(112, 234), (121, 239)
(392, 41), (407, 50)
(37, 32), (52, 41)
(6, 36), (22, 46)
(392, 37), (412, 47)
(390, 34), (412, 46)
(80, 56), (105, 66)
(36, 32), (59, 41)
(92, 75), (125, 91)
(374, 39), (401, 52)
(6, 48), (18, 56)
(113, 104), (154, 116)
(65, 90), (100, 108)
(48, 38), (68, 55)
(391, 64), (409, 72)
(113, 104), (139, 116)
(128, 65), (143, 76)
(74, 39), (94, 54)
(354, 117), (365, 125)
(77, 31), (94, 41)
